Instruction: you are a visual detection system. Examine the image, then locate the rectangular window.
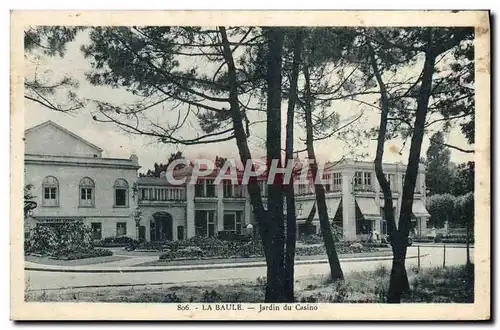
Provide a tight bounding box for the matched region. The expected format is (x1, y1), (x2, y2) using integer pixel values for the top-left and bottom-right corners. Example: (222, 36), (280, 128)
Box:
(234, 185), (243, 198)
(324, 174), (331, 192)
(206, 179), (216, 197)
(195, 182), (204, 197)
(223, 213), (236, 232)
(177, 226), (184, 240)
(43, 187), (58, 206)
(195, 211), (207, 237)
(140, 188), (146, 201)
(115, 188), (127, 206)
(223, 180), (233, 198)
(236, 211), (242, 234)
(91, 222), (102, 240)
(195, 210), (216, 237)
(382, 173), (396, 191)
(208, 211), (216, 237)
(354, 172), (363, 186)
(363, 172), (372, 186)
(116, 222), (127, 236)
(332, 172), (342, 192)
(223, 212), (242, 234)
(80, 188), (93, 207)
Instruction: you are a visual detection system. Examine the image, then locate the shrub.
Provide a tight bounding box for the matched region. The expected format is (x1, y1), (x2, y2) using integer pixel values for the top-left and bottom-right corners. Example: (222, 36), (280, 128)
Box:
(160, 246), (204, 260)
(114, 236), (135, 244)
(331, 224), (344, 242)
(54, 248), (113, 260)
(299, 234), (323, 245)
(52, 221), (94, 256)
(95, 236), (140, 248)
(201, 289), (222, 302)
(362, 242), (390, 248)
(217, 231), (251, 242)
(25, 225), (58, 255)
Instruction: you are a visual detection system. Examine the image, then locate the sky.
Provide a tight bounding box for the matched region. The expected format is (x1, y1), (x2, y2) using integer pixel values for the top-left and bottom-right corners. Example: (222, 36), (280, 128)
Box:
(24, 29), (474, 174)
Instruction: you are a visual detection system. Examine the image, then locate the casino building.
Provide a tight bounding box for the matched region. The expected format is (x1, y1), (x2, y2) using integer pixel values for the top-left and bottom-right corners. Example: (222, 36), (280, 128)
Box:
(24, 121), (140, 240)
(24, 121), (430, 242)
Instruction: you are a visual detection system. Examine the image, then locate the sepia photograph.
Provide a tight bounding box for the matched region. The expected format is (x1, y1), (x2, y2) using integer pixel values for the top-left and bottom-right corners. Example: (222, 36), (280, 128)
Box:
(11, 10), (490, 320)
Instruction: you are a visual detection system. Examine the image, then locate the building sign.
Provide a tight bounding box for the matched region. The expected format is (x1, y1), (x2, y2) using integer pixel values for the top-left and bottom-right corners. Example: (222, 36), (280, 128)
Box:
(36, 218), (83, 224)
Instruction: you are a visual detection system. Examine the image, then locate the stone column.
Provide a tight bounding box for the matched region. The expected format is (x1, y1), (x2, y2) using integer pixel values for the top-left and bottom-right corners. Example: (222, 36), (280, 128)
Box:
(342, 167), (356, 241)
(244, 194), (251, 225)
(186, 184), (195, 238)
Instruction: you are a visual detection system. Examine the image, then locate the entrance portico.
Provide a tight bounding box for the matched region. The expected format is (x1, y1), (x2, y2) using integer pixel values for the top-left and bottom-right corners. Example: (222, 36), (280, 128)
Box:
(150, 212), (173, 241)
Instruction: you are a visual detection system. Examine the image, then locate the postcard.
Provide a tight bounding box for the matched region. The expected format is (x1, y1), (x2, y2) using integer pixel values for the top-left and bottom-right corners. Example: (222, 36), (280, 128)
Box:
(11, 10), (490, 321)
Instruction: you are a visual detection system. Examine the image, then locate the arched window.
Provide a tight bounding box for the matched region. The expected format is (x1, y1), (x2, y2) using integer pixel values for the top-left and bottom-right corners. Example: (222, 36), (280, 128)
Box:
(114, 178), (129, 207)
(42, 176), (59, 207)
(79, 177), (95, 207)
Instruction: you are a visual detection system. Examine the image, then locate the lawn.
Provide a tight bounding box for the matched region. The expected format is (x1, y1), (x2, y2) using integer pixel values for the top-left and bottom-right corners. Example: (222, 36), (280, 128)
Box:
(25, 255), (128, 266)
(26, 264), (474, 303)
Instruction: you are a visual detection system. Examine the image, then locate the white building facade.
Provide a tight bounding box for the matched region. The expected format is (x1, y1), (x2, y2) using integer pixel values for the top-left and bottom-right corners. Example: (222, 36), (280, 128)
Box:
(136, 159), (431, 242)
(24, 121), (141, 240)
(24, 121), (431, 242)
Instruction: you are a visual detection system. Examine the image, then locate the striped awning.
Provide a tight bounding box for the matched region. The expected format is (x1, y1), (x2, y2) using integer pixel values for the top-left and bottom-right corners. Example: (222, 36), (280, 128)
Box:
(356, 198), (382, 221)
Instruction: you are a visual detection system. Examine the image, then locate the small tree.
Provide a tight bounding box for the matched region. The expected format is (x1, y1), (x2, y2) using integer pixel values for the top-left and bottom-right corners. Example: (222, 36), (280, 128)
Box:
(426, 194), (458, 228)
(456, 192), (474, 265)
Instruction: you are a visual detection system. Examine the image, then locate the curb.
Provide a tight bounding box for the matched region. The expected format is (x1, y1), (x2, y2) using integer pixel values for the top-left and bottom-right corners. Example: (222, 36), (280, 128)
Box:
(25, 254), (427, 274)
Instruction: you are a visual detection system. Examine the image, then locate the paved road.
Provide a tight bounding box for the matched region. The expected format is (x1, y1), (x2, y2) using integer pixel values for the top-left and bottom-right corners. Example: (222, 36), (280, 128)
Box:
(26, 246), (473, 291)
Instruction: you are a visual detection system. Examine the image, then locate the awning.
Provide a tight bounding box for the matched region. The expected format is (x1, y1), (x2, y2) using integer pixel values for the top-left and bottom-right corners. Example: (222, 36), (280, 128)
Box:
(326, 198), (342, 218)
(356, 197), (382, 220)
(296, 198), (341, 220)
(412, 199), (430, 217)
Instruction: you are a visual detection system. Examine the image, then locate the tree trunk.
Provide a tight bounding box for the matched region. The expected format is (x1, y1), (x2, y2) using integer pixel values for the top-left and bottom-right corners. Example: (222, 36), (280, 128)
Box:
(305, 203), (317, 235)
(466, 217), (471, 265)
(368, 40), (408, 302)
(303, 61), (344, 281)
(389, 31), (437, 303)
(264, 27), (286, 302)
(387, 231), (410, 303)
(368, 41), (397, 237)
(218, 26), (274, 296)
(283, 29), (304, 302)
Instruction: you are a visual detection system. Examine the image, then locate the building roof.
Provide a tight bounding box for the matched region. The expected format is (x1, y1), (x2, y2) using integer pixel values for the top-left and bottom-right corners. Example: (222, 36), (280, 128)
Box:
(25, 120), (104, 153)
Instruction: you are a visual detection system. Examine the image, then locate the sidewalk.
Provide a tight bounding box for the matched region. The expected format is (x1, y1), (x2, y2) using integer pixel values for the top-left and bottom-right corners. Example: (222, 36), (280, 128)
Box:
(24, 253), (427, 273)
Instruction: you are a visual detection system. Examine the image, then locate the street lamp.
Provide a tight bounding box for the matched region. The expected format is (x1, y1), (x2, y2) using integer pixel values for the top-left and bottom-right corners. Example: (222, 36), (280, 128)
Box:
(133, 207), (143, 240)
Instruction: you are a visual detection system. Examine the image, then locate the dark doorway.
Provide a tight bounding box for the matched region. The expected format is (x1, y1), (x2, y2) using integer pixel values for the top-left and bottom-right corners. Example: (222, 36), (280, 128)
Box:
(151, 212), (173, 241)
(177, 226), (184, 240)
(139, 225), (146, 241)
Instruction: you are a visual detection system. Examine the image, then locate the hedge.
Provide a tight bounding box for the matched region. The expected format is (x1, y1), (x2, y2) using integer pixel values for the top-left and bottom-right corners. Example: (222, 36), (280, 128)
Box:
(52, 248), (113, 260)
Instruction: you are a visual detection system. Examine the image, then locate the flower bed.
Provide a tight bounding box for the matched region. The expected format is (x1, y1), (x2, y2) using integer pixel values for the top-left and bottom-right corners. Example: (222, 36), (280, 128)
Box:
(159, 240), (262, 260)
(298, 234), (323, 245)
(25, 221), (113, 260)
(94, 236), (139, 247)
(412, 234), (474, 244)
(157, 238), (379, 261)
(51, 248), (113, 260)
